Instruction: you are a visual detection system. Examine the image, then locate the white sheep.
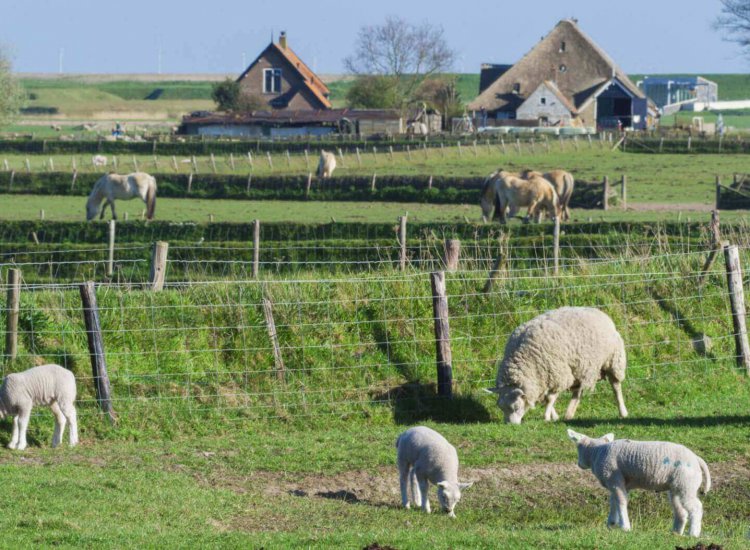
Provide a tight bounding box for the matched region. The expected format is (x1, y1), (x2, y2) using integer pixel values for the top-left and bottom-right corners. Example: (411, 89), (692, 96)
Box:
(92, 154), (108, 167)
(395, 426), (473, 518)
(486, 307), (628, 424)
(317, 150), (336, 179)
(0, 364), (78, 450)
(567, 429), (711, 537)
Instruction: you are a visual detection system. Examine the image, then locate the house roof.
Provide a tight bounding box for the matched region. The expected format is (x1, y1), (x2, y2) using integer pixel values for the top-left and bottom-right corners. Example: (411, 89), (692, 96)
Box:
(237, 39), (332, 110)
(468, 19), (645, 113)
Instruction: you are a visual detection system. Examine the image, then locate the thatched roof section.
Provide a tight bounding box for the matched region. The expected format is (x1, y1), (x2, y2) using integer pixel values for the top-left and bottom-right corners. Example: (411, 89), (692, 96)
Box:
(468, 19), (645, 112)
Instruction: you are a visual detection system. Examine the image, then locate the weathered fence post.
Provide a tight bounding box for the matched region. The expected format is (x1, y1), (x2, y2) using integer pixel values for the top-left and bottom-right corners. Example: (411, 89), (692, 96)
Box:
(303, 149), (310, 170)
(252, 219), (260, 279)
(149, 241), (169, 291)
(723, 244), (750, 374)
(483, 255), (506, 293)
(285, 150), (291, 167)
(187, 172), (193, 194)
(355, 147), (362, 167)
(172, 155), (178, 171)
(262, 294), (285, 381)
(443, 239), (460, 271)
(210, 153), (217, 173)
(107, 220), (116, 277)
(305, 172), (313, 198)
(4, 269), (21, 361)
(430, 271), (453, 398)
(79, 281), (116, 422)
(602, 176), (610, 211)
(398, 215), (408, 271)
(266, 151), (273, 169)
(698, 211), (724, 287)
(371, 173), (377, 192)
(553, 215), (560, 276)
(621, 174), (627, 209)
(715, 175), (721, 210)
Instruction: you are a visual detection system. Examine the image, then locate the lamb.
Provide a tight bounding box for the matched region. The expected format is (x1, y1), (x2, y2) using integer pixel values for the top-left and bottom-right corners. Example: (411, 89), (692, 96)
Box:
(0, 364), (78, 450)
(486, 307), (628, 424)
(395, 426), (473, 518)
(317, 150), (336, 179)
(567, 429), (711, 537)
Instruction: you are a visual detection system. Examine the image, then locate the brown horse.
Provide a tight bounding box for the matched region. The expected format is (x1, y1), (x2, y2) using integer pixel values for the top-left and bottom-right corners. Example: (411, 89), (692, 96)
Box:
(482, 170), (560, 223)
(521, 169), (575, 220)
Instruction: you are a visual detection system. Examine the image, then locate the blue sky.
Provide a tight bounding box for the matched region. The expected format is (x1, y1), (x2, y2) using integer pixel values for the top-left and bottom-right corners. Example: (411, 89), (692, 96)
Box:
(1, 0), (747, 75)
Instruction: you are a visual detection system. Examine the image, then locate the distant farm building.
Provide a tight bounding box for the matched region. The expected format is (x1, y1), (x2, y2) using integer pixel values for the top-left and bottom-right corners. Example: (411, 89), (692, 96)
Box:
(637, 76), (718, 113)
(469, 19), (655, 130)
(236, 31), (332, 111)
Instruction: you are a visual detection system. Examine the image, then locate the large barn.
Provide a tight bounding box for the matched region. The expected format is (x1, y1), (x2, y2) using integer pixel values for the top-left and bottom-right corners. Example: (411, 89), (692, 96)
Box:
(469, 19), (654, 130)
(236, 31), (332, 111)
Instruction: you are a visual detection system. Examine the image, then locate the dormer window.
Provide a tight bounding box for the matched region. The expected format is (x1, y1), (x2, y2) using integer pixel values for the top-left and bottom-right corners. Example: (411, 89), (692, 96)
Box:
(541, 97), (546, 105)
(513, 83), (521, 94)
(264, 68), (282, 93)
(560, 41), (566, 52)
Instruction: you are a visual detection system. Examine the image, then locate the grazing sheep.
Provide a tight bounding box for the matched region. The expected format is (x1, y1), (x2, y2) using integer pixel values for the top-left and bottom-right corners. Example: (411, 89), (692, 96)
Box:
(317, 150), (336, 179)
(486, 307), (628, 424)
(396, 426), (473, 518)
(567, 429), (711, 537)
(0, 364), (78, 450)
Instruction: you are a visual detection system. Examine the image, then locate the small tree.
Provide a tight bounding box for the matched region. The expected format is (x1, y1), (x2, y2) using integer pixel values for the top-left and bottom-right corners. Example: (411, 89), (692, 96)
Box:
(414, 77), (464, 123)
(211, 78), (241, 111)
(0, 48), (23, 127)
(715, 0), (750, 59)
(346, 75), (399, 108)
(344, 16), (455, 107)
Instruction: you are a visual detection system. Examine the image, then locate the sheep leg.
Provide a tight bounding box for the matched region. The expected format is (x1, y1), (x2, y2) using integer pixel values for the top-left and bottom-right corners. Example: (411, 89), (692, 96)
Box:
(543, 393), (560, 421)
(409, 468), (421, 507)
(611, 485), (631, 531)
(50, 401), (66, 448)
(669, 491), (688, 535)
(682, 496), (703, 537)
(607, 492), (621, 527)
(564, 384), (583, 420)
(417, 474), (431, 513)
(15, 406), (31, 451)
(609, 378), (629, 418)
(398, 461), (411, 509)
(8, 415), (20, 449)
(61, 402), (78, 446)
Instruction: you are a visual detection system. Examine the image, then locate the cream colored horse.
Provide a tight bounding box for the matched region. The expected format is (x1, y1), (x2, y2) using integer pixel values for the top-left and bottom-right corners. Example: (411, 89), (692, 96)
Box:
(86, 172), (157, 221)
(317, 150), (337, 179)
(481, 170), (560, 223)
(521, 169), (575, 220)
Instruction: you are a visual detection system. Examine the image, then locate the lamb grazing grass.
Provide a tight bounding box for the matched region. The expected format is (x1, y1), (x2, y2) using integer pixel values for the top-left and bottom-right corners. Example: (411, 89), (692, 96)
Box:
(488, 307), (628, 424)
(567, 429), (712, 537)
(396, 426), (473, 518)
(0, 364), (78, 450)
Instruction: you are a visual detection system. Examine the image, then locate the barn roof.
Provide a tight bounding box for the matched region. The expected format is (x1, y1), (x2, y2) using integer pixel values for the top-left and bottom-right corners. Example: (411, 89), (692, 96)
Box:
(468, 19), (646, 112)
(237, 36), (332, 110)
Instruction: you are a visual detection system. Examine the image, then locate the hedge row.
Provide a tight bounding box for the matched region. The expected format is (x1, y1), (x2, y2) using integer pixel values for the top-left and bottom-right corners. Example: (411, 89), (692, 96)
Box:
(0, 220), (709, 247)
(0, 171), (609, 208)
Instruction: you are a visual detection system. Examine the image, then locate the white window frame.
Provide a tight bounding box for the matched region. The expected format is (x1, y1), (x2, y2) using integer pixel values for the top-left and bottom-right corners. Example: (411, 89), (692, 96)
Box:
(263, 68), (282, 93)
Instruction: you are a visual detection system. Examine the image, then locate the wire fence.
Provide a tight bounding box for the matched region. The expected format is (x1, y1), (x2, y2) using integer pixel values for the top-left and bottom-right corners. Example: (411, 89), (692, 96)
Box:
(1, 240), (747, 422)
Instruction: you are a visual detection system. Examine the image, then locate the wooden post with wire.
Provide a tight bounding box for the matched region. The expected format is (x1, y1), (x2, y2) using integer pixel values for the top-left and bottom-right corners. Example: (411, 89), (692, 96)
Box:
(399, 215), (408, 271)
(723, 244), (750, 374)
(262, 294), (285, 381)
(252, 220), (260, 279)
(149, 241), (169, 291)
(4, 269), (21, 361)
(430, 271), (453, 398)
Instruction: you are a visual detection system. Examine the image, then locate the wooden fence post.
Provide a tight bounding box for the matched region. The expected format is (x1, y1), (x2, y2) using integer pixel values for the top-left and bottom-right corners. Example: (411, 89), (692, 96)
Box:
(399, 215), (408, 271)
(79, 281), (115, 421)
(371, 173), (377, 192)
(210, 153), (217, 173)
(187, 172), (193, 194)
(305, 173), (313, 198)
(430, 271), (453, 398)
(483, 255), (506, 293)
(71, 169), (78, 191)
(553, 215), (560, 276)
(723, 244), (750, 374)
(715, 175), (721, 209)
(149, 241), (169, 291)
(621, 174), (627, 209)
(252, 220), (260, 279)
(4, 269), (21, 361)
(262, 294), (285, 381)
(107, 220), (116, 277)
(304, 149), (310, 170)
(443, 239), (460, 271)
(355, 147), (362, 167)
(266, 151), (273, 169)
(602, 176), (610, 211)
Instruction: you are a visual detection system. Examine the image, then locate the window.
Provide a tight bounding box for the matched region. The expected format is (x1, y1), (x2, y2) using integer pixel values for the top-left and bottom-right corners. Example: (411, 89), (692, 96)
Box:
(513, 83), (521, 94)
(559, 64), (567, 73)
(263, 68), (282, 93)
(541, 97), (547, 105)
(559, 41), (566, 52)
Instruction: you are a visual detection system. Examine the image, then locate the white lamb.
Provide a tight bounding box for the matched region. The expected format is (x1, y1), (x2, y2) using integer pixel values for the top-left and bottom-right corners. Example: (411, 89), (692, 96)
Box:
(486, 307), (628, 424)
(92, 154), (108, 167)
(0, 364), (78, 450)
(395, 426), (473, 518)
(317, 150), (336, 179)
(567, 429), (711, 537)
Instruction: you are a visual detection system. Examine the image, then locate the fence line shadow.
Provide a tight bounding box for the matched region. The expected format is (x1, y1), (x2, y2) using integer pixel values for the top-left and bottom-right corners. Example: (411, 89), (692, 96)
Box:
(567, 414), (750, 428)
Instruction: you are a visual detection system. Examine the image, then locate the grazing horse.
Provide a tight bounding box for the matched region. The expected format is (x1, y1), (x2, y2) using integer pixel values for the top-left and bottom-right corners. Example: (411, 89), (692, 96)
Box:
(86, 172), (157, 221)
(481, 170), (560, 223)
(521, 169), (575, 220)
(317, 150), (337, 179)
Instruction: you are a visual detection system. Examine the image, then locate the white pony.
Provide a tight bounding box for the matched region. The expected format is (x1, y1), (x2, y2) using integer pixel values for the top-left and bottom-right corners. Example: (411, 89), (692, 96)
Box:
(317, 150), (337, 179)
(86, 172), (157, 221)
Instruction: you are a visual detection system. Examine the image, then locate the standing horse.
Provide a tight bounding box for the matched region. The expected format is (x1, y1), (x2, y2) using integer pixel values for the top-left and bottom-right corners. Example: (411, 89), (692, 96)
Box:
(86, 172), (157, 221)
(521, 169), (575, 221)
(481, 170), (559, 223)
(317, 150), (337, 179)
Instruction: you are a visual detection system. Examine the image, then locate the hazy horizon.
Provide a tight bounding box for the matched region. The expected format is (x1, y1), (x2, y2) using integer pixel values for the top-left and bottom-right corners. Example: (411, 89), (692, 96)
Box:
(2, 0), (748, 76)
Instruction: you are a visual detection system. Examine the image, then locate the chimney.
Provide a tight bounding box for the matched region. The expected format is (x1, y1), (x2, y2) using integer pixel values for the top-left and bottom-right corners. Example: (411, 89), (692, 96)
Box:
(279, 31), (287, 49)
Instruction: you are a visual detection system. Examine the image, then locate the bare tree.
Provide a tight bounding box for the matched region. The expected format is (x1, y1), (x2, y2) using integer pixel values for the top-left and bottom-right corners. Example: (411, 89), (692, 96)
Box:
(0, 47), (23, 127)
(715, 0), (750, 58)
(344, 16), (455, 106)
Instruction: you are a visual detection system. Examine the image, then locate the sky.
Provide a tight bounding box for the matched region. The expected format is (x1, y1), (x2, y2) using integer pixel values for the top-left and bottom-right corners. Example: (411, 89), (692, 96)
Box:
(1, 0), (747, 75)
